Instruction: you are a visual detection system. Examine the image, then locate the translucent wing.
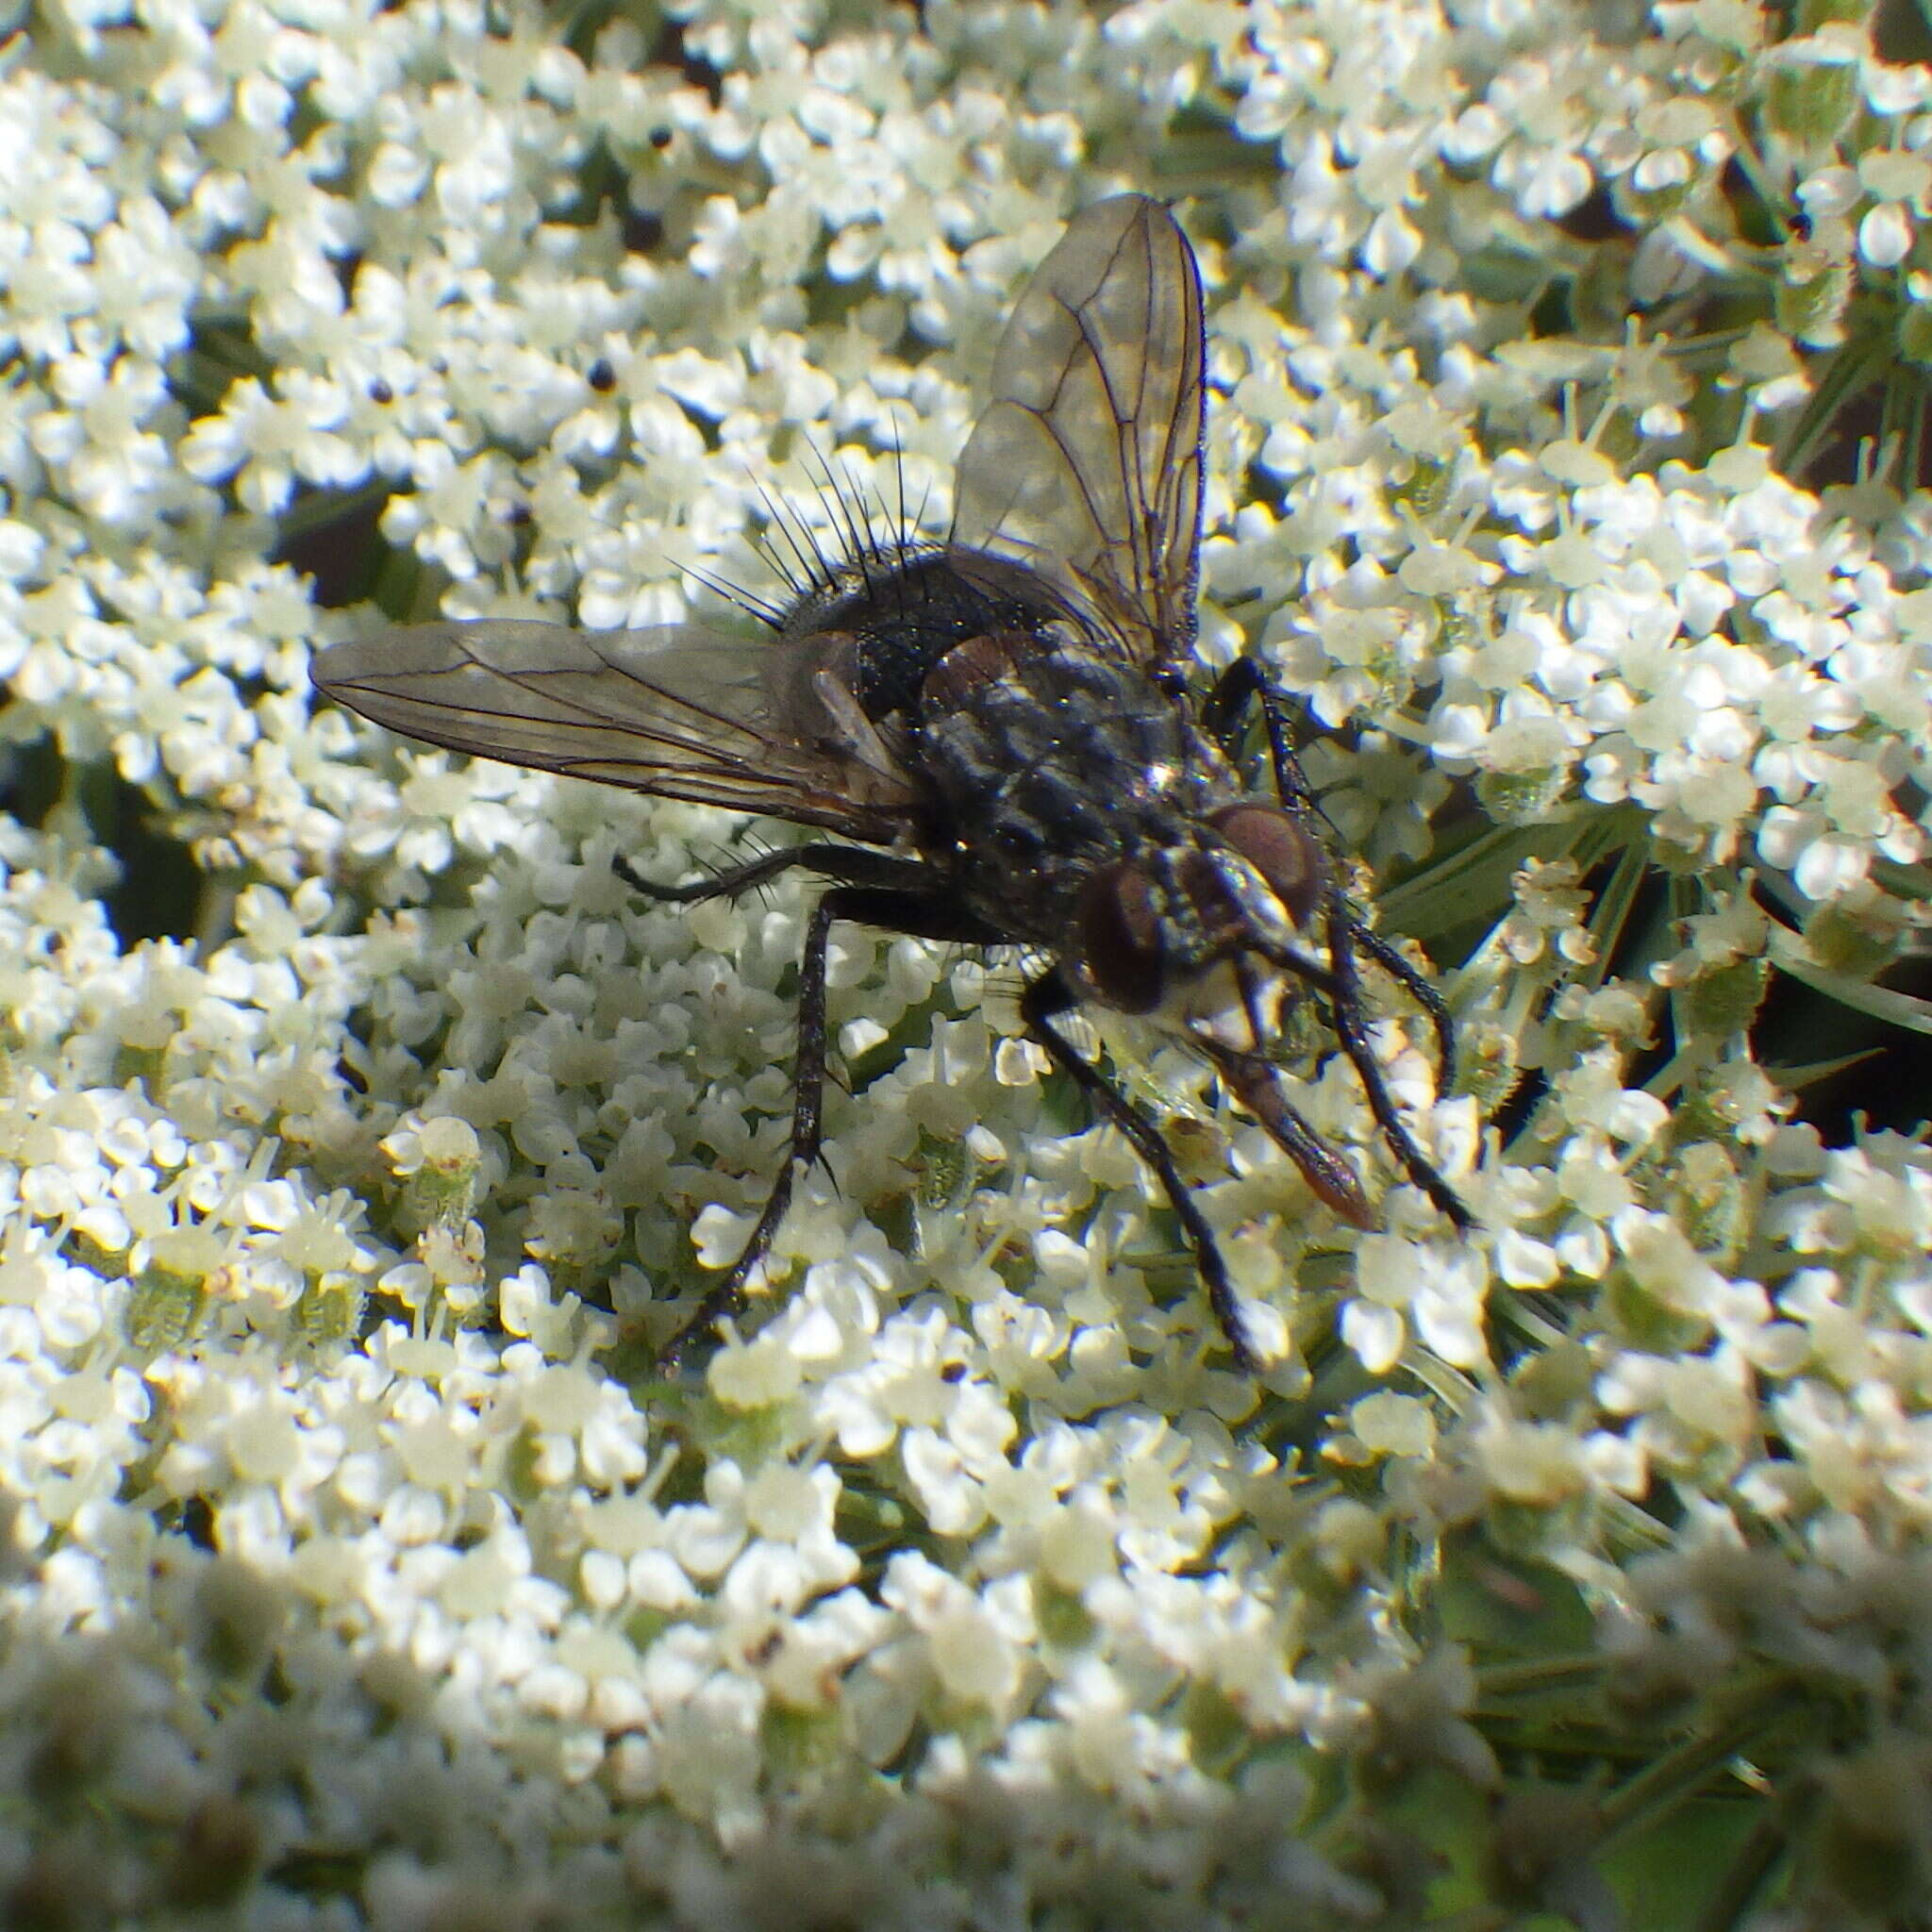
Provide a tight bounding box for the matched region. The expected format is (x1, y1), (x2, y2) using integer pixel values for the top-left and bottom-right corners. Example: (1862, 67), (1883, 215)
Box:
(310, 619), (924, 841)
(950, 194), (1206, 675)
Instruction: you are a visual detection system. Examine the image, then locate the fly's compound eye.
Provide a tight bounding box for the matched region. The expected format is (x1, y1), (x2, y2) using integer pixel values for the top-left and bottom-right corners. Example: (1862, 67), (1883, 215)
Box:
(1207, 804), (1324, 928)
(1076, 862), (1166, 1013)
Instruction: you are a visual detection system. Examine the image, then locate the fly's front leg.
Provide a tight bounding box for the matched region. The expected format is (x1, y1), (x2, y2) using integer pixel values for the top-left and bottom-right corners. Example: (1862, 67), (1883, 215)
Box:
(1345, 915), (1457, 1092)
(656, 882), (1002, 1372)
(1020, 970), (1262, 1374)
(1322, 894), (1473, 1231)
(1201, 657), (1319, 816)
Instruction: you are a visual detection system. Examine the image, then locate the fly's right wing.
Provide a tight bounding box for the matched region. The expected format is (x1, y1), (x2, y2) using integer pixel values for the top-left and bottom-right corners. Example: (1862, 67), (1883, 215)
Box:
(310, 619), (924, 841)
(949, 194), (1207, 675)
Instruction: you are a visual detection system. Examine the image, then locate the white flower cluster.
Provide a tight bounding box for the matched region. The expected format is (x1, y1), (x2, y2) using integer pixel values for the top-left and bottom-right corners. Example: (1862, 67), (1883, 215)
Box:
(4, 0), (1932, 1922)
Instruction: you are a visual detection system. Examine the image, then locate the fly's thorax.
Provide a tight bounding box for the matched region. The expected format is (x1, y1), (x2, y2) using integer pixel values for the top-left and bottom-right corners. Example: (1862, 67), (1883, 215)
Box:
(916, 637), (1214, 841)
(1065, 801), (1329, 1043)
(784, 543), (1083, 727)
(914, 636), (1220, 943)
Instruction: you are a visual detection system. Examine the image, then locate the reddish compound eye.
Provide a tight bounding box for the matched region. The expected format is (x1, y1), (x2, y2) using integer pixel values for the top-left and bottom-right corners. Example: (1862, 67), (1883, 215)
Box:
(1076, 862), (1166, 1013)
(1207, 804), (1324, 927)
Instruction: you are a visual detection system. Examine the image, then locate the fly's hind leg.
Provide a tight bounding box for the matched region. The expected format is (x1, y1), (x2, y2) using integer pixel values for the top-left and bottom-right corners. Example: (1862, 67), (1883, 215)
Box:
(641, 866), (1001, 1371)
(1021, 969), (1262, 1374)
(616, 841), (940, 907)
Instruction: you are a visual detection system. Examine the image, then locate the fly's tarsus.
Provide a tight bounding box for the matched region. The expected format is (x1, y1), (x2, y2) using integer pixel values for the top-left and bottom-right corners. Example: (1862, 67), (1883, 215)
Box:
(1205, 648), (1466, 1211)
(657, 891), (841, 1373)
(1348, 918), (1459, 1096)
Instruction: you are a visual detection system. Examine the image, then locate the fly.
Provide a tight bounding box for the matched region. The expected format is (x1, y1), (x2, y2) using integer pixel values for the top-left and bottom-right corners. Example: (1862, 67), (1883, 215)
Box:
(310, 194), (1473, 1373)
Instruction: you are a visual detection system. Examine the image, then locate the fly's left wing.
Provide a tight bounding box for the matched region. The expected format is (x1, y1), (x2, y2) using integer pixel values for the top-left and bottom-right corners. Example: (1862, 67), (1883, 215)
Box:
(311, 619), (924, 841)
(949, 194), (1206, 675)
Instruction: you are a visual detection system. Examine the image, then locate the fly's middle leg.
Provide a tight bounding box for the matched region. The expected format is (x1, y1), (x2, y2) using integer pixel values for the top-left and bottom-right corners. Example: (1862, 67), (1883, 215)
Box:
(656, 892), (841, 1370)
(1343, 916), (1457, 1091)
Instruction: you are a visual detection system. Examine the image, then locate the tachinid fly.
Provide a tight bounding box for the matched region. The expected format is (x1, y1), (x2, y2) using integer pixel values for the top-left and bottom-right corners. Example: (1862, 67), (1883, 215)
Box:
(311, 194), (1473, 1372)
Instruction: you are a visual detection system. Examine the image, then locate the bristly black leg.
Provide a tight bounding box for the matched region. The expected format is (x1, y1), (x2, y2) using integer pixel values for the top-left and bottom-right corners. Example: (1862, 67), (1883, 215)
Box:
(651, 878), (1004, 1371)
(616, 841), (942, 907)
(1346, 917), (1457, 1092)
(656, 885), (838, 1371)
(1202, 657), (1318, 815)
(1020, 969), (1261, 1374)
(1321, 892), (1473, 1231)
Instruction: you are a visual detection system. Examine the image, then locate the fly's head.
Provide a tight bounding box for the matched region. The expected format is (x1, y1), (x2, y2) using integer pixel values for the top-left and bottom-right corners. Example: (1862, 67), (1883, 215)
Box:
(1067, 799), (1329, 1053)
